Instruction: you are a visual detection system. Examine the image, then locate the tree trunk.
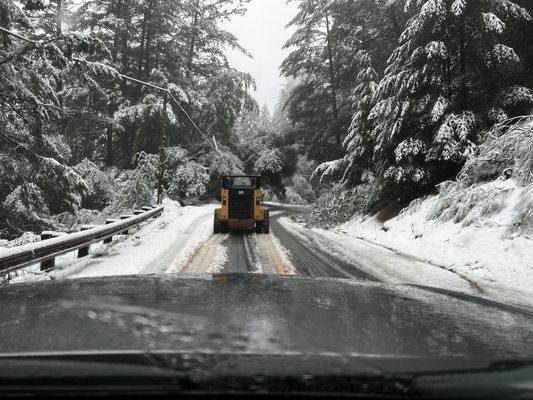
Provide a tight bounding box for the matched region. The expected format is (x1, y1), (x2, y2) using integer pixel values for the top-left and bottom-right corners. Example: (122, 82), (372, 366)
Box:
(458, 23), (468, 109)
(105, 126), (114, 166)
(143, 0), (155, 78)
(55, 0), (64, 104)
(111, 0), (122, 63)
(120, 2), (130, 93)
(325, 10), (340, 147)
(0, 12), (11, 49)
(138, 3), (149, 76)
(55, 0), (62, 36)
(186, 0), (201, 76)
(157, 94), (168, 204)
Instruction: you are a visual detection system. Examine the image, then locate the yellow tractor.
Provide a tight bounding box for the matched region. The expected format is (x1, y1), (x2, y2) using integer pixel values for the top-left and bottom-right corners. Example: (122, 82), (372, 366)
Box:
(214, 176), (269, 234)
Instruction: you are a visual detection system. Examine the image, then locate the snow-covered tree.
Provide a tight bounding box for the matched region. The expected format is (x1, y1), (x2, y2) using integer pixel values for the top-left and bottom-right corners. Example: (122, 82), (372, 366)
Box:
(107, 151), (158, 212)
(367, 0), (532, 201)
(74, 159), (116, 209)
(342, 50), (379, 187)
(167, 161), (209, 202)
(163, 146), (209, 202)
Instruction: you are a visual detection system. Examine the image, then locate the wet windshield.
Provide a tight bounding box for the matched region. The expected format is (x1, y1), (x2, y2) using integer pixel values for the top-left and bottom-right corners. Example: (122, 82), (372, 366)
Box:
(0, 0), (532, 397)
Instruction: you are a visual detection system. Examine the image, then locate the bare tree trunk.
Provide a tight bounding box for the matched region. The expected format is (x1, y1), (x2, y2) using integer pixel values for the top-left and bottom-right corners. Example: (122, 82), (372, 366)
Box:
(105, 126), (114, 166)
(138, 3), (148, 76)
(55, 0), (62, 36)
(458, 22), (468, 109)
(120, 2), (130, 93)
(325, 10), (340, 147)
(111, 0), (122, 63)
(0, 13), (11, 49)
(55, 0), (64, 105)
(186, 0), (200, 76)
(143, 0), (155, 78)
(157, 93), (168, 204)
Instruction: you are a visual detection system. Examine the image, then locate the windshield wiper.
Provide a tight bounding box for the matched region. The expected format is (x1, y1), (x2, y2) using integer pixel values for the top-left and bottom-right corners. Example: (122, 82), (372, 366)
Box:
(415, 360), (533, 399)
(0, 352), (532, 399)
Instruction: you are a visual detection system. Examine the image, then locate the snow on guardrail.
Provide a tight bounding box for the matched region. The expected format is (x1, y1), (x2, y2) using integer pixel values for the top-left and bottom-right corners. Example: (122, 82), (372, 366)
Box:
(0, 205), (164, 274)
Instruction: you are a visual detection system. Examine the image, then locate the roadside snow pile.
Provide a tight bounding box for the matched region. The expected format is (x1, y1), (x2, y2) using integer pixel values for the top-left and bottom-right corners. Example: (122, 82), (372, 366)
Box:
(337, 116), (533, 296)
(0, 232), (40, 250)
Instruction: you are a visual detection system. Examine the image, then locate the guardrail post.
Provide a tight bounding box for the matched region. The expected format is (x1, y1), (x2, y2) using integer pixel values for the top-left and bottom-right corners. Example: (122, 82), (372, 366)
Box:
(78, 225), (94, 258)
(120, 215), (134, 234)
(133, 210), (144, 215)
(142, 206), (152, 212)
(104, 219), (118, 244)
(40, 231), (62, 271)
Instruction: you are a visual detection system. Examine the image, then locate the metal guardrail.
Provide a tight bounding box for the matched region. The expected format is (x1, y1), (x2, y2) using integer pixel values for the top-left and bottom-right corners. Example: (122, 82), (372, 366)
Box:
(0, 205), (164, 274)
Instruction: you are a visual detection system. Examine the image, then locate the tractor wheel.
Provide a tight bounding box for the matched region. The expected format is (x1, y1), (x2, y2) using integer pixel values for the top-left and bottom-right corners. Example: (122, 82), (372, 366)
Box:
(213, 210), (221, 234)
(263, 210), (270, 234)
(255, 222), (263, 234)
(220, 221), (229, 234)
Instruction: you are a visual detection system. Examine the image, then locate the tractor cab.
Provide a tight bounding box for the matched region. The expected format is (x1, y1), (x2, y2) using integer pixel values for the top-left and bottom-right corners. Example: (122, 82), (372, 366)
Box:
(214, 176), (269, 234)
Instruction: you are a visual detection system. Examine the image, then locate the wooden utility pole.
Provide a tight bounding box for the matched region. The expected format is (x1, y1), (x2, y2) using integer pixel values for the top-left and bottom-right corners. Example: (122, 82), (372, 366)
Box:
(157, 93), (168, 204)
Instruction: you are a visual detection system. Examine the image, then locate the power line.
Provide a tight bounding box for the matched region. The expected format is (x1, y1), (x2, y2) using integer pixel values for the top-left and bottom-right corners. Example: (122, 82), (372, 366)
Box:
(166, 91), (220, 155)
(0, 26), (37, 44)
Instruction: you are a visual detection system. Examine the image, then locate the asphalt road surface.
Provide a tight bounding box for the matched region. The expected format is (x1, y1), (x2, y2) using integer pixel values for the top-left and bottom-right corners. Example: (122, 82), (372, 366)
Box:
(33, 202), (476, 296)
(267, 204), (377, 280)
(183, 204), (378, 281)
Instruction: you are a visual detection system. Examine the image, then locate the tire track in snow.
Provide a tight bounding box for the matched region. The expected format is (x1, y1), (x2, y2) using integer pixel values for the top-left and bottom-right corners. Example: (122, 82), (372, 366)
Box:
(181, 233), (229, 275)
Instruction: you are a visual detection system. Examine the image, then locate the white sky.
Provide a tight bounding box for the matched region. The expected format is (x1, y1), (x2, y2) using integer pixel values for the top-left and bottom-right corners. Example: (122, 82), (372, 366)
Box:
(221, 0), (298, 112)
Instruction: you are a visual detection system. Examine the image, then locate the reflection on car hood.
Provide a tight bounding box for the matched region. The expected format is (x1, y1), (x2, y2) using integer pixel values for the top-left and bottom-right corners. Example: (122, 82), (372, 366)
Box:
(0, 274), (532, 359)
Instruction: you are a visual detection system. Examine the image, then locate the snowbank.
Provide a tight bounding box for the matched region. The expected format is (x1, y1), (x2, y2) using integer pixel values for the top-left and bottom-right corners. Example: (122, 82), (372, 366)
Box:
(333, 117), (533, 303)
(336, 181), (532, 299)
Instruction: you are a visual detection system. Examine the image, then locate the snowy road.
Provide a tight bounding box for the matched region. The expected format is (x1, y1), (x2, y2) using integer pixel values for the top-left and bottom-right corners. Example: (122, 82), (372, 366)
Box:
(11, 201), (479, 299)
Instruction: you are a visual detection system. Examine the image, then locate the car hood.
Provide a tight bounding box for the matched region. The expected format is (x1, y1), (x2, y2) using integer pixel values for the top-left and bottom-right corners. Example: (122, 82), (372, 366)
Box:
(0, 274), (532, 360)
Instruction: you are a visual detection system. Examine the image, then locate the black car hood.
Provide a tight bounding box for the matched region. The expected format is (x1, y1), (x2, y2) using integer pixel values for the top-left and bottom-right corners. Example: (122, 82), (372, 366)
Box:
(0, 274), (532, 361)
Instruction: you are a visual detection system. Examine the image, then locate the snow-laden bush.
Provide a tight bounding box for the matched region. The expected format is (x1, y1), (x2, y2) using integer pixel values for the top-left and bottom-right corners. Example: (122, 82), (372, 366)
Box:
(286, 175), (315, 204)
(427, 180), (514, 226)
(2, 183), (57, 237)
(35, 157), (88, 214)
(510, 184), (533, 235)
(254, 148), (283, 174)
(106, 152), (158, 213)
(0, 154), (19, 200)
(163, 147), (188, 172)
(459, 116), (533, 185)
(74, 159), (115, 210)
(261, 187), (279, 203)
(310, 158), (348, 187)
(199, 147), (244, 199)
(285, 187), (307, 205)
(44, 133), (72, 163)
(305, 183), (377, 228)
(167, 161), (209, 202)
(53, 209), (102, 230)
(0, 232), (41, 249)
(202, 150), (244, 176)
(426, 116), (533, 234)
(162, 146), (209, 202)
